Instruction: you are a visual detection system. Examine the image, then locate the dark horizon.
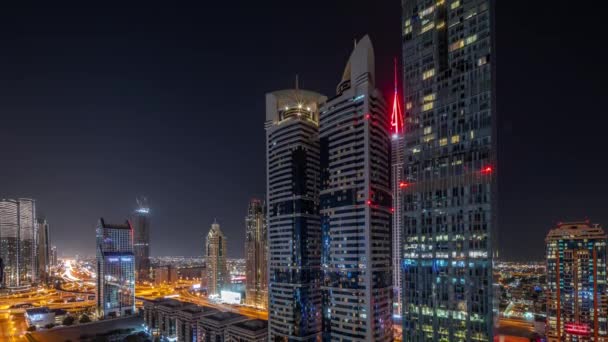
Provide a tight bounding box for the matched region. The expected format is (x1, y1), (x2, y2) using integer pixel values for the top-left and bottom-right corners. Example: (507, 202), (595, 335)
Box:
(0, 1), (605, 261)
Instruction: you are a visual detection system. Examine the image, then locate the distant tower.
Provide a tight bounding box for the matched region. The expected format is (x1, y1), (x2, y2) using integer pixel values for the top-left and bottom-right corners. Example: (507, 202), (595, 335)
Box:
(0, 198), (37, 288)
(96, 218), (135, 318)
(546, 222), (607, 341)
(131, 196), (151, 282)
(50, 246), (57, 267)
(206, 220), (228, 296)
(320, 35), (393, 341)
(36, 218), (51, 284)
(244, 198), (267, 309)
(390, 57), (405, 319)
(265, 85), (326, 341)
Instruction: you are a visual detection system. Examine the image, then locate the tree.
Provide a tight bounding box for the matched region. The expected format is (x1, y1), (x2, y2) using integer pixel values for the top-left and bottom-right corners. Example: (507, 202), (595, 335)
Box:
(62, 316), (75, 326)
(79, 314), (91, 324)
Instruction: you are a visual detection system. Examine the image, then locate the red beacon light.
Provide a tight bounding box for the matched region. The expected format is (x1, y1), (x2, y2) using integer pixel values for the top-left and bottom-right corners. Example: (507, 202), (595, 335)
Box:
(481, 166), (493, 174)
(399, 182), (409, 189)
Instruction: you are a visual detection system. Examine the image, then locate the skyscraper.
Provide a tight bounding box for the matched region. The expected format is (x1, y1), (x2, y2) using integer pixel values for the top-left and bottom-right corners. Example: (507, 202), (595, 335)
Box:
(265, 87), (326, 341)
(245, 198), (268, 309)
(206, 220), (228, 296)
(96, 218), (135, 318)
(36, 218), (50, 284)
(0, 199), (20, 288)
(50, 245), (57, 267)
(320, 35), (393, 342)
(0, 198), (38, 288)
(390, 59), (406, 319)
(18, 198), (37, 286)
(131, 196), (151, 282)
(546, 222), (607, 341)
(401, 0), (497, 340)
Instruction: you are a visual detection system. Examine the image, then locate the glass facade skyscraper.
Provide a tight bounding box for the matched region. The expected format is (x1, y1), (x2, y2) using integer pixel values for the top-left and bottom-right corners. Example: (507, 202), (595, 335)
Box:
(36, 218), (51, 284)
(245, 198), (268, 309)
(546, 222), (607, 341)
(131, 196), (151, 282)
(401, 0), (496, 340)
(96, 218), (135, 318)
(206, 220), (228, 296)
(320, 35), (393, 342)
(265, 88), (326, 341)
(0, 198), (37, 288)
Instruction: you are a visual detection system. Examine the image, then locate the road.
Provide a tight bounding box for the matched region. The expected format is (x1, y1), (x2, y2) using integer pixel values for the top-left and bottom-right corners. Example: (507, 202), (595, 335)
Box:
(0, 312), (27, 342)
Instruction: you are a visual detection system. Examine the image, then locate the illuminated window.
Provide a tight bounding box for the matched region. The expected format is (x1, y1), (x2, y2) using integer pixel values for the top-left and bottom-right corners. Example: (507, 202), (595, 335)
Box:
(406, 102), (413, 110)
(477, 56), (488, 66)
(404, 20), (412, 35)
(470, 130), (475, 139)
(436, 21), (445, 29)
(465, 34), (478, 45)
(423, 126), (432, 135)
(423, 93), (436, 102)
(422, 134), (435, 142)
(421, 23), (435, 34)
(420, 5), (435, 17)
(422, 69), (435, 80)
(451, 135), (460, 144)
(449, 39), (464, 52)
(450, 0), (460, 9)
(422, 102), (434, 111)
(439, 138), (448, 146)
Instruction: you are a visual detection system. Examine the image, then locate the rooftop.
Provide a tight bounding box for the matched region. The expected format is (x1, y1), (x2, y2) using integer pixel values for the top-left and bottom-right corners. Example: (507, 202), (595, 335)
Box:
(546, 221), (606, 241)
(204, 311), (245, 323)
(231, 319), (268, 332)
(98, 217), (131, 230)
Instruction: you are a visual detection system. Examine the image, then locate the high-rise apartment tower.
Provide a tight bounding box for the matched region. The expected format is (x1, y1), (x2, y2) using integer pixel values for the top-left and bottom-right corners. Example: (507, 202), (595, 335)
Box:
(401, 0), (497, 339)
(265, 87), (326, 341)
(245, 198), (268, 309)
(320, 35), (393, 342)
(546, 222), (607, 341)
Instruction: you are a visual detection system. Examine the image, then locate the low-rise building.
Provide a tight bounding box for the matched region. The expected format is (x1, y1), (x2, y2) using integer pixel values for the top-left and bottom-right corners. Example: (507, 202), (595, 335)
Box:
(225, 319), (268, 342)
(25, 308), (55, 328)
(198, 312), (248, 342)
(175, 305), (217, 342)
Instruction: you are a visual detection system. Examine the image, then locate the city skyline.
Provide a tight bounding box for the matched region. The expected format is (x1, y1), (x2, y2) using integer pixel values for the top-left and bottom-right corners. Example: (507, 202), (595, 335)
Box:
(0, 2), (606, 262)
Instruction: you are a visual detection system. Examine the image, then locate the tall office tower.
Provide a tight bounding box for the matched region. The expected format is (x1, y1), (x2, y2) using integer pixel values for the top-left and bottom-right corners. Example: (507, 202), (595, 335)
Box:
(36, 218), (50, 284)
(96, 218), (135, 318)
(131, 196), (151, 282)
(0, 199), (20, 288)
(18, 199), (37, 285)
(245, 198), (268, 309)
(401, 0), (496, 340)
(0, 198), (37, 287)
(206, 220), (228, 296)
(320, 35), (393, 342)
(390, 59), (406, 319)
(265, 87), (326, 341)
(50, 246), (57, 267)
(545, 222), (607, 341)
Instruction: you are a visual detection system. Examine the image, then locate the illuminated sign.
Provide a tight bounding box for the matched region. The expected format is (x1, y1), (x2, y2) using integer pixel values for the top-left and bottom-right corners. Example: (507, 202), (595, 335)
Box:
(220, 290), (241, 304)
(565, 323), (590, 336)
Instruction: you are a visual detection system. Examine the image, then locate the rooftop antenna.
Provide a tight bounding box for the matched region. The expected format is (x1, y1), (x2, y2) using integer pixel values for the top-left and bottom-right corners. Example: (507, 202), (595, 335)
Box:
(295, 74), (299, 91)
(354, 38), (357, 49)
(390, 57), (404, 135)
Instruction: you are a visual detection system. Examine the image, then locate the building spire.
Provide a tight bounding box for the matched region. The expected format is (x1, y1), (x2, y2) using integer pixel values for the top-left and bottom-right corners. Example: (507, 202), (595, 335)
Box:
(390, 57), (404, 135)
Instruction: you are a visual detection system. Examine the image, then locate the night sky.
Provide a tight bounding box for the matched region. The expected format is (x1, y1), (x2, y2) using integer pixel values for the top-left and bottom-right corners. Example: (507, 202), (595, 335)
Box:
(0, 2), (605, 261)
